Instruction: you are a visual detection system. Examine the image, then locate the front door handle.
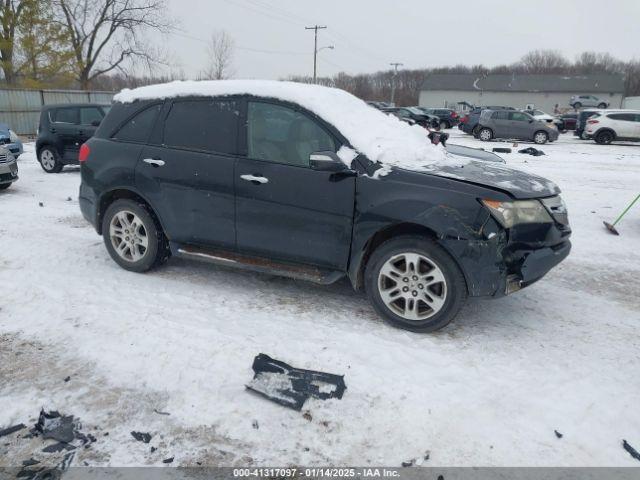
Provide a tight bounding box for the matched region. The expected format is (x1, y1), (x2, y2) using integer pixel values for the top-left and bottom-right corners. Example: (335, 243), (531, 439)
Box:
(240, 174), (268, 184)
(143, 158), (165, 167)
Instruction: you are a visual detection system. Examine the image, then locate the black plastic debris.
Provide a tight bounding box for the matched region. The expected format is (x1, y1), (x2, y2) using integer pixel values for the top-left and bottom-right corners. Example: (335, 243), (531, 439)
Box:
(518, 147), (545, 156)
(623, 440), (640, 462)
(246, 354), (347, 411)
(63, 376), (70, 382)
(151, 446), (157, 453)
(0, 423), (25, 438)
(35, 410), (75, 444)
(554, 430), (563, 439)
(163, 457), (174, 464)
(493, 147), (512, 153)
(21, 459), (39, 467)
(42, 442), (76, 453)
(131, 431), (152, 443)
(252, 420), (259, 430)
(153, 409), (170, 416)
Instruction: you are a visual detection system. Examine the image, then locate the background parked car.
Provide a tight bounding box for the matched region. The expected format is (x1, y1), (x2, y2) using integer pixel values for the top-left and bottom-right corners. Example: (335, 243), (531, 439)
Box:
(36, 103), (110, 173)
(477, 109), (559, 144)
(0, 145), (18, 190)
(569, 95), (609, 109)
(366, 101), (391, 110)
(0, 123), (23, 158)
(556, 112), (578, 131)
(460, 106), (515, 135)
(382, 107), (438, 128)
(524, 109), (555, 124)
(574, 109), (600, 139)
(585, 110), (640, 145)
(418, 108), (459, 129)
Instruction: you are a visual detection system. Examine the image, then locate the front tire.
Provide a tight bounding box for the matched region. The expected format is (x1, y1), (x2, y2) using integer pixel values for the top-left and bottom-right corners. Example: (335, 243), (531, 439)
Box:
(598, 103), (607, 109)
(478, 128), (493, 141)
(573, 102), (582, 109)
(0, 182), (11, 190)
(533, 131), (549, 144)
(38, 147), (63, 173)
(102, 199), (168, 273)
(365, 236), (467, 332)
(440, 120), (450, 129)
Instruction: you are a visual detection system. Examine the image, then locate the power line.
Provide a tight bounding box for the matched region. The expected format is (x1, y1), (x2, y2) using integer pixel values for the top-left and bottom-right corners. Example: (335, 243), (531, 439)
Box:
(170, 30), (307, 56)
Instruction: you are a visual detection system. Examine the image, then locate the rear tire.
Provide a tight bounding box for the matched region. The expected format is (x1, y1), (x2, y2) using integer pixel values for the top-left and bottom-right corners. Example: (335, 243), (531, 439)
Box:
(365, 236), (467, 332)
(0, 183), (11, 190)
(597, 103), (607, 109)
(440, 120), (450, 129)
(102, 199), (168, 273)
(478, 128), (493, 141)
(573, 102), (582, 109)
(595, 130), (614, 145)
(38, 147), (63, 173)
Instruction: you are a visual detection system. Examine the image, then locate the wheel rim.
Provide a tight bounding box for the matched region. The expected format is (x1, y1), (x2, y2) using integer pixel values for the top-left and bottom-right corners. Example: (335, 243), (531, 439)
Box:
(109, 210), (149, 262)
(41, 150), (55, 170)
(535, 132), (547, 144)
(480, 130), (491, 141)
(378, 252), (448, 321)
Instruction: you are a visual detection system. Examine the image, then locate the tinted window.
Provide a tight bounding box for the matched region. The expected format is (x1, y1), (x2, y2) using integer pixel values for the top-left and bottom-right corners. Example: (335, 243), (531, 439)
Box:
(247, 101), (336, 167)
(52, 108), (79, 124)
(492, 111), (509, 120)
(510, 112), (531, 122)
(80, 107), (103, 125)
(113, 104), (161, 143)
(163, 99), (239, 154)
(608, 113), (635, 122)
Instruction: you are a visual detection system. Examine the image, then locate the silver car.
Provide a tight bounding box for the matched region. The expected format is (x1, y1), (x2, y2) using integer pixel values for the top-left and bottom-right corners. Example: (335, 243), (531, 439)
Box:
(477, 109), (559, 144)
(569, 95), (609, 109)
(0, 146), (18, 190)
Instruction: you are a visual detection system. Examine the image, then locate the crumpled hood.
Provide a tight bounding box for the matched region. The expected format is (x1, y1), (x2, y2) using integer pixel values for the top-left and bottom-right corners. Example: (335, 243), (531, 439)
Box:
(416, 158), (560, 199)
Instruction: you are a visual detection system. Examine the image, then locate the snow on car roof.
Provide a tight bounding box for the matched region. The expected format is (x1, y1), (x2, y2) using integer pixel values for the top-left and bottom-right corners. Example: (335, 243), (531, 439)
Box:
(114, 79), (447, 168)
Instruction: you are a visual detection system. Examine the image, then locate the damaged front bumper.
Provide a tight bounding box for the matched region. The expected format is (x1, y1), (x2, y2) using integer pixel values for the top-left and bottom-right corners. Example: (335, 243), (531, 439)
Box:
(0, 158), (18, 184)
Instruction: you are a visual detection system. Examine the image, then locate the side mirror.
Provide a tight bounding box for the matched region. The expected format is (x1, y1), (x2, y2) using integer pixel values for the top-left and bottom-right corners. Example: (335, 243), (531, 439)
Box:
(91, 119), (101, 127)
(529, 119), (534, 123)
(309, 151), (347, 172)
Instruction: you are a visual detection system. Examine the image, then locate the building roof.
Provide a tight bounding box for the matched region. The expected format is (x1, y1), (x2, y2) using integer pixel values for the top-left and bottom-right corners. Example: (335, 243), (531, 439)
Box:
(421, 73), (625, 93)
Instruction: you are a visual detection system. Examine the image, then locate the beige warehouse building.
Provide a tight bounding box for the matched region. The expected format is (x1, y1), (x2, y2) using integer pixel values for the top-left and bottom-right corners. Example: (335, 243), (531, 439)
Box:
(418, 73), (625, 113)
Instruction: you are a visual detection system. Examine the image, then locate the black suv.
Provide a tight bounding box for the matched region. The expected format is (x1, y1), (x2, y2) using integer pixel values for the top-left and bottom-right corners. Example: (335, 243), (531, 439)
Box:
(419, 108), (459, 129)
(79, 82), (571, 332)
(36, 103), (110, 173)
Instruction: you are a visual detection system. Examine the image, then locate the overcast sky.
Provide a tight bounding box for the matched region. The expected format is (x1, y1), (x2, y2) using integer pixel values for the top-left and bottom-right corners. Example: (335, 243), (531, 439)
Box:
(158, 0), (640, 80)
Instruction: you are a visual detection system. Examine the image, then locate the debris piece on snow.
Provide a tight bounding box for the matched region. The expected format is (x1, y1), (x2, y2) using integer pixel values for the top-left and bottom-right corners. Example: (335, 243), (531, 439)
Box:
(246, 353), (347, 411)
(518, 147), (545, 156)
(623, 440), (640, 462)
(153, 409), (170, 416)
(0, 423), (25, 437)
(163, 457), (174, 464)
(302, 412), (312, 422)
(42, 442), (76, 453)
(131, 431), (152, 443)
(555, 430), (563, 438)
(38, 202), (43, 207)
(63, 376), (70, 382)
(151, 446), (157, 453)
(401, 459), (414, 467)
(252, 420), (259, 429)
(22, 458), (39, 467)
(35, 410), (75, 444)
(66, 197), (72, 201)
(493, 147), (512, 153)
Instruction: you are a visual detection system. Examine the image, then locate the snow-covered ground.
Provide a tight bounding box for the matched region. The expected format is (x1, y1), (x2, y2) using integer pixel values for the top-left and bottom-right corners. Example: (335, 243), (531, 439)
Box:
(1, 133), (639, 467)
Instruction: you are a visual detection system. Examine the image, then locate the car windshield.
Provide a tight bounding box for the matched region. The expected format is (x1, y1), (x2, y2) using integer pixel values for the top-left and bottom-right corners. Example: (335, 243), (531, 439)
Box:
(406, 107), (425, 115)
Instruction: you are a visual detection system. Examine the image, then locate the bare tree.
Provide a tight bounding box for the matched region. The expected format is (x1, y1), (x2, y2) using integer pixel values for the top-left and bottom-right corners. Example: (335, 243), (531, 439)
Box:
(519, 49), (570, 74)
(54, 0), (171, 89)
(201, 30), (234, 80)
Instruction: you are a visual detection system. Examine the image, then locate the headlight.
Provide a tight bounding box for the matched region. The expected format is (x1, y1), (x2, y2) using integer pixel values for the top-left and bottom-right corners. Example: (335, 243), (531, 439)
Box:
(481, 199), (553, 228)
(9, 129), (18, 143)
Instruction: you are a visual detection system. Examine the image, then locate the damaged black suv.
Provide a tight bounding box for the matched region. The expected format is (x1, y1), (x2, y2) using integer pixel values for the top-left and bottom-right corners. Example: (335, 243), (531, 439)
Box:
(79, 81), (571, 332)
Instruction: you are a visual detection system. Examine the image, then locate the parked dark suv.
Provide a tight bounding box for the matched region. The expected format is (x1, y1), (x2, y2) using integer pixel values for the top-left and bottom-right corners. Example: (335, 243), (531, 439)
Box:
(79, 81), (571, 332)
(419, 108), (459, 129)
(36, 103), (110, 173)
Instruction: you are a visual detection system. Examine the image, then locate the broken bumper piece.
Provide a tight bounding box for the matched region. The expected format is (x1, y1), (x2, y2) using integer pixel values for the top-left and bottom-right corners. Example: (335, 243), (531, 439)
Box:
(246, 354), (347, 411)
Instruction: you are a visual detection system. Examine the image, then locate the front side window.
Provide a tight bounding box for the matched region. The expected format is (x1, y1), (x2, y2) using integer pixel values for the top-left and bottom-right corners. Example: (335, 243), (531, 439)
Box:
(247, 102), (335, 167)
(80, 107), (104, 125)
(510, 112), (531, 122)
(52, 108), (79, 124)
(113, 104), (161, 143)
(163, 99), (239, 154)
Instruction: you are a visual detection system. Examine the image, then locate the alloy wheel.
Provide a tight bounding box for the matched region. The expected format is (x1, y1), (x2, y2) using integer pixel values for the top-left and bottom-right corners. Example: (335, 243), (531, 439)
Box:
(479, 129), (491, 141)
(109, 210), (149, 262)
(534, 132), (548, 144)
(377, 252), (448, 321)
(40, 150), (56, 170)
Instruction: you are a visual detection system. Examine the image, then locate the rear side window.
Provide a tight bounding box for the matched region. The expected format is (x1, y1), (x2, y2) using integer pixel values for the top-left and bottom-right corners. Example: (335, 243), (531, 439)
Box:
(80, 107), (103, 125)
(492, 111), (509, 120)
(163, 99), (239, 154)
(608, 113), (635, 122)
(113, 104), (161, 143)
(52, 108), (79, 124)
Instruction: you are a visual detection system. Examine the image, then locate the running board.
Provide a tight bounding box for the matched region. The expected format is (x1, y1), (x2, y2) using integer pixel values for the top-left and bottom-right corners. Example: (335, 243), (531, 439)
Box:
(174, 244), (344, 285)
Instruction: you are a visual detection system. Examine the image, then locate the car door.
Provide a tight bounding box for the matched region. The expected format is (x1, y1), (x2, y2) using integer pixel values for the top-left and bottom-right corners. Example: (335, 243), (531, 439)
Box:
(490, 110), (509, 136)
(50, 107), (81, 160)
(509, 111), (533, 139)
(234, 99), (355, 270)
(135, 97), (240, 248)
(78, 106), (104, 144)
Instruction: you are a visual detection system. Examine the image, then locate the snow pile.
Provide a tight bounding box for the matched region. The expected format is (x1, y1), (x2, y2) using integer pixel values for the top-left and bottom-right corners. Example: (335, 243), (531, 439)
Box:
(114, 80), (447, 167)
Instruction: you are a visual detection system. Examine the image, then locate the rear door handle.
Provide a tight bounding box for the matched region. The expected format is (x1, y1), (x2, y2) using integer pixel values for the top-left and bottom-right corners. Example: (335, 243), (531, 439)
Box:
(240, 174), (268, 184)
(143, 158), (165, 167)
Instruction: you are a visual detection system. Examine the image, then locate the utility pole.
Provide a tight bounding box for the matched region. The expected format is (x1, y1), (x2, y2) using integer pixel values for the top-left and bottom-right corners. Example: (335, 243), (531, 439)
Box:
(389, 62), (403, 105)
(305, 25), (327, 83)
